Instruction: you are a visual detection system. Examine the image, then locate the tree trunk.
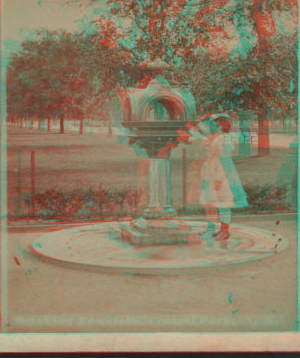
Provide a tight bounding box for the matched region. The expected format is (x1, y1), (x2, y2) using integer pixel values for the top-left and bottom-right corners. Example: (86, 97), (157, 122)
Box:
(257, 111), (270, 155)
(41, 116), (45, 132)
(182, 148), (186, 211)
(283, 117), (287, 132)
(79, 119), (83, 135)
(38, 118), (41, 130)
(47, 118), (51, 132)
(31, 151), (35, 215)
(253, 6), (275, 156)
(17, 149), (22, 217)
(60, 115), (64, 134)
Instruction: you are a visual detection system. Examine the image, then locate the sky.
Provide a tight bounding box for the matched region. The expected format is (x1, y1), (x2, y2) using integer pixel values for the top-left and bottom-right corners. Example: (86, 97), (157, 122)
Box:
(2, 0), (106, 54)
(3, 1), (82, 39)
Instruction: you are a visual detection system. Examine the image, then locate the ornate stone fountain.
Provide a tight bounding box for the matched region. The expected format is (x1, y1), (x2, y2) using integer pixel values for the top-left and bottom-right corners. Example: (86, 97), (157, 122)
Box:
(121, 59), (196, 216)
(117, 58), (198, 244)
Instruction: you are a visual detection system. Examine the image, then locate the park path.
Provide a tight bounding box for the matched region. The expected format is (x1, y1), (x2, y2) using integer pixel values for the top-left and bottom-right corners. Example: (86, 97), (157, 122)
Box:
(5, 213), (297, 333)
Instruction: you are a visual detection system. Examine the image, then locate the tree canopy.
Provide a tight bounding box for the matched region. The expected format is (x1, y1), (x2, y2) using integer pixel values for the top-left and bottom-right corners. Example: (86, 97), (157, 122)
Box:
(7, 0), (298, 133)
(7, 28), (129, 121)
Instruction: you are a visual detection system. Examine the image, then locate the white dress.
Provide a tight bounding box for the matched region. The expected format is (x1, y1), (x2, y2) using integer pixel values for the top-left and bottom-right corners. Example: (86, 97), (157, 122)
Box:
(190, 130), (248, 209)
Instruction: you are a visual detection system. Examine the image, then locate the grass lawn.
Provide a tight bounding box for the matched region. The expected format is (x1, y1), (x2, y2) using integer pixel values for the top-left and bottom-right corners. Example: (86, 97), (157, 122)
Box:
(7, 129), (293, 217)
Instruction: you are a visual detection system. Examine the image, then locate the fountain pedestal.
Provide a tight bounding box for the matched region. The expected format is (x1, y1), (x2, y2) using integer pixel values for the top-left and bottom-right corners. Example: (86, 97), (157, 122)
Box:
(122, 133), (188, 244)
(119, 218), (199, 245)
(144, 154), (176, 219)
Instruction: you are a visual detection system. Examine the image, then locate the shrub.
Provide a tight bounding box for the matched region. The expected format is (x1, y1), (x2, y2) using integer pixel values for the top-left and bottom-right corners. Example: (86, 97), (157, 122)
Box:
(15, 182), (292, 220)
(177, 182), (291, 215)
(19, 185), (143, 220)
(242, 182), (291, 213)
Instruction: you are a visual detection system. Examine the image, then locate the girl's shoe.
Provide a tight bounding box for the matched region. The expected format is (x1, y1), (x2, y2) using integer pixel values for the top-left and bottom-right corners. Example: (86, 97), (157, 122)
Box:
(199, 229), (216, 240)
(215, 229), (230, 241)
(212, 228), (221, 237)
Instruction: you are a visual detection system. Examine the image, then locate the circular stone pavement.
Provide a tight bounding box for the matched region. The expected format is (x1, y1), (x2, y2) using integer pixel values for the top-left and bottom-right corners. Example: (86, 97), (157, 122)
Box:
(20, 221), (288, 274)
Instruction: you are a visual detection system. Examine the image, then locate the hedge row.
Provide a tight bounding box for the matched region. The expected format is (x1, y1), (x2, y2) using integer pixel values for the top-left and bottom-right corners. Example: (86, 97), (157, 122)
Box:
(10, 182), (291, 220)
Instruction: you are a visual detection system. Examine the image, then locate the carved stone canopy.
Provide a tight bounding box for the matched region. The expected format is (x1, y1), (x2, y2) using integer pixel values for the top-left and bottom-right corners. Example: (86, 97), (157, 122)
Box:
(119, 60), (196, 159)
(121, 74), (196, 125)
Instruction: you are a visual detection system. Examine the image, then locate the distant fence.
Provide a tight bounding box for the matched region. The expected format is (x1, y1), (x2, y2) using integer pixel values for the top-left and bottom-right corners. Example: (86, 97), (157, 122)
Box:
(6, 116), (298, 134)
(7, 149), (148, 219)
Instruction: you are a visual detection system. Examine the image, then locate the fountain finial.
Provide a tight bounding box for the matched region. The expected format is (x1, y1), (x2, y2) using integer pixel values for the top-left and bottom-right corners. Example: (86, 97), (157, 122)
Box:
(137, 57), (171, 74)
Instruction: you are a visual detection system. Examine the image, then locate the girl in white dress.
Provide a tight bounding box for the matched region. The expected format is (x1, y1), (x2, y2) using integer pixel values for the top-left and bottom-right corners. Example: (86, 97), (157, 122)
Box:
(188, 114), (248, 240)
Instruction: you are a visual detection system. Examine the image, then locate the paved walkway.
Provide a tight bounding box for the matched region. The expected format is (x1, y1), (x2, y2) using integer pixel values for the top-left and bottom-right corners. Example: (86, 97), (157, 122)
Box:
(5, 212), (298, 333)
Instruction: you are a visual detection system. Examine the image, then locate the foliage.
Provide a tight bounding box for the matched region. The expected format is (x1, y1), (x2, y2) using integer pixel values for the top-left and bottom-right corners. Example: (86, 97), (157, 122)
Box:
(242, 181), (291, 212)
(171, 3), (298, 117)
(105, 0), (211, 65)
(8, 30), (85, 119)
(19, 185), (143, 219)
(7, 29), (129, 121)
(178, 181), (291, 215)
(176, 31), (297, 117)
(79, 0), (298, 120)
(16, 181), (291, 220)
(7, 1), (298, 124)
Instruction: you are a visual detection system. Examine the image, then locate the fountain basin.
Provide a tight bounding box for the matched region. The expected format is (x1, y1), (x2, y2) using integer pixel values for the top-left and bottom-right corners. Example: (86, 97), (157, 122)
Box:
(20, 220), (288, 275)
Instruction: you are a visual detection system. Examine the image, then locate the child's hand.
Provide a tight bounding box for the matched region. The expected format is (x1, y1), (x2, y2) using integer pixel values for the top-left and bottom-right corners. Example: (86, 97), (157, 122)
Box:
(186, 122), (194, 131)
(177, 128), (191, 143)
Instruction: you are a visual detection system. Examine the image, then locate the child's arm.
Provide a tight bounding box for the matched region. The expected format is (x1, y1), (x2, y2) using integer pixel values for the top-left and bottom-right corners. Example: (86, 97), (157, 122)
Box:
(188, 128), (208, 142)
